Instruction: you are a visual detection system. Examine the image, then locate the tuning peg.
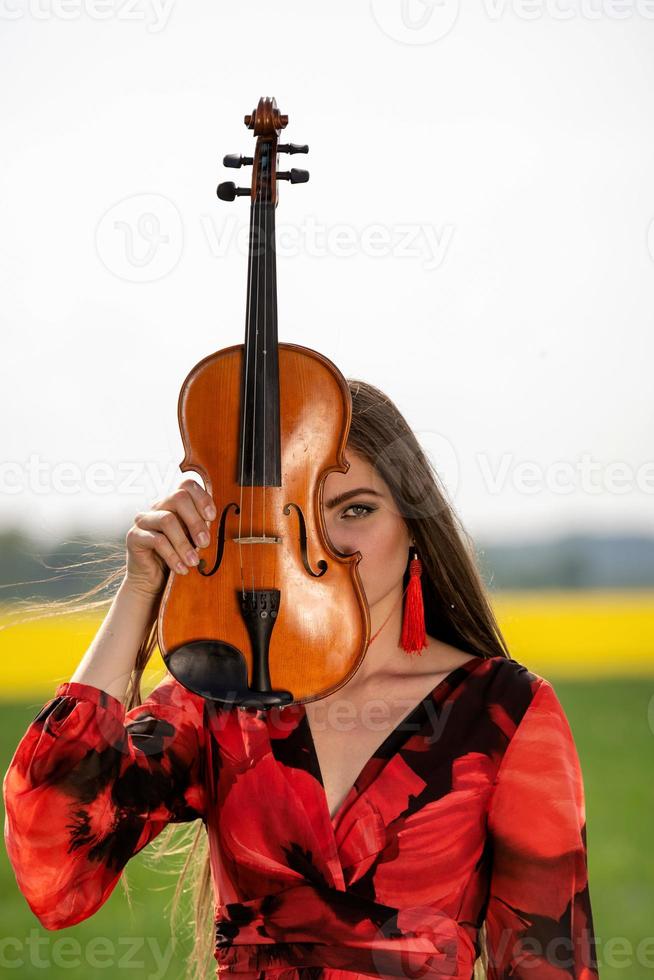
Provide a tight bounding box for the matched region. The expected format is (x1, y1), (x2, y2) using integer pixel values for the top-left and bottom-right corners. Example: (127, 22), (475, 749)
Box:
(277, 169), (310, 184)
(223, 154), (253, 168)
(216, 181), (251, 201)
(278, 143), (309, 155)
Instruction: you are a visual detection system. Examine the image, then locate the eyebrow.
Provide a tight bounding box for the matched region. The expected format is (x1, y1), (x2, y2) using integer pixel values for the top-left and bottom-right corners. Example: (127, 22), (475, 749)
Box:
(324, 487), (384, 509)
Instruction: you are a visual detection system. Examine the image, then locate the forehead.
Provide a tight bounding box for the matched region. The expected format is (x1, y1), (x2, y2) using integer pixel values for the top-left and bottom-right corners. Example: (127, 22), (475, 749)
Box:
(323, 450), (387, 495)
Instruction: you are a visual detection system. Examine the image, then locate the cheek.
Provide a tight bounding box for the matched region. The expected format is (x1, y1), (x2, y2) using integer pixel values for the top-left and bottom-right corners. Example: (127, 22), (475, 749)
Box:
(344, 512), (408, 564)
(372, 529), (409, 579)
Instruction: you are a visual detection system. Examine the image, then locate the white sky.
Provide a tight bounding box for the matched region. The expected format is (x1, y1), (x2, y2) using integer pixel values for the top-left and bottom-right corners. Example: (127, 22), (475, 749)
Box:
(2, 1), (653, 546)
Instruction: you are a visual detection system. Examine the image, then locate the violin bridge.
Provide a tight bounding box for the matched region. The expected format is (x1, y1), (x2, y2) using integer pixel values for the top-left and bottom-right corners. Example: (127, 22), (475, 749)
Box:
(232, 536), (282, 544)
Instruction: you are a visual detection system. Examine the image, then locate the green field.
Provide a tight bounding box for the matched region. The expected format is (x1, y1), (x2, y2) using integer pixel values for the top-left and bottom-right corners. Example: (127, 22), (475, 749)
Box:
(2, 678), (653, 978)
(1, 695), (202, 979)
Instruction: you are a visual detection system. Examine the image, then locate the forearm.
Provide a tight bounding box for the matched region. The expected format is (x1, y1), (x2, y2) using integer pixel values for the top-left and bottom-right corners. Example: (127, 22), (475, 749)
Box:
(68, 578), (160, 701)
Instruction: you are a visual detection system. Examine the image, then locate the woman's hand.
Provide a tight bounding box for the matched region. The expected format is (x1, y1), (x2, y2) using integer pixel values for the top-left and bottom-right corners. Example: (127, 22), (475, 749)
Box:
(124, 479), (217, 599)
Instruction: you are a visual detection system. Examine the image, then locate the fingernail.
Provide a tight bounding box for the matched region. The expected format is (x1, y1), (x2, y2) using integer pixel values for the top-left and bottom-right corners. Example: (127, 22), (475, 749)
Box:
(186, 550), (199, 566)
(176, 562), (188, 574)
(198, 531), (209, 547)
(204, 505), (217, 520)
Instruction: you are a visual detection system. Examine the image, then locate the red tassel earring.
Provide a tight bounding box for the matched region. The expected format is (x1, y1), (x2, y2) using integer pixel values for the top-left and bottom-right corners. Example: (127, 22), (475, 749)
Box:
(400, 545), (428, 655)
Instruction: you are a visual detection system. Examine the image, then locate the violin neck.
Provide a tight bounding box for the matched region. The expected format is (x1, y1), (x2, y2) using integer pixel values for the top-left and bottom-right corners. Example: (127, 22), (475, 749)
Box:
(240, 195), (281, 487)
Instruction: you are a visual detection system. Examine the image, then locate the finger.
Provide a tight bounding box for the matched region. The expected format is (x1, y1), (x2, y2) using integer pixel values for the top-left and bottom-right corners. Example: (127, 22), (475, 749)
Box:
(127, 526), (189, 575)
(167, 488), (212, 550)
(179, 478), (217, 521)
(134, 510), (199, 568)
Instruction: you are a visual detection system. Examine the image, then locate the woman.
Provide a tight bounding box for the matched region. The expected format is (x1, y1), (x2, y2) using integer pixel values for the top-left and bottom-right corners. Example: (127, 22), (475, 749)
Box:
(3, 379), (600, 979)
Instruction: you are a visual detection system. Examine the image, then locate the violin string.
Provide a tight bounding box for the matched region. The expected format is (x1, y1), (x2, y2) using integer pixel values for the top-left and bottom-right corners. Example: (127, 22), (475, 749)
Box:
(250, 172), (262, 598)
(241, 144), (403, 647)
(269, 163), (276, 595)
(262, 149), (268, 575)
(238, 168), (257, 600)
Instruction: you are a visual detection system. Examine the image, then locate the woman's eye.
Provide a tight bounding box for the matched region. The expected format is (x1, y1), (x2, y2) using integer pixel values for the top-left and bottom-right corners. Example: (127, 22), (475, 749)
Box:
(341, 504), (375, 519)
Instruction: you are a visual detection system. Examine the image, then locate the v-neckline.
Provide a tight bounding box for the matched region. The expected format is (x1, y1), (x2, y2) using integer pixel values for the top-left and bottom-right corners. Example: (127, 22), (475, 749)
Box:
(300, 653), (489, 828)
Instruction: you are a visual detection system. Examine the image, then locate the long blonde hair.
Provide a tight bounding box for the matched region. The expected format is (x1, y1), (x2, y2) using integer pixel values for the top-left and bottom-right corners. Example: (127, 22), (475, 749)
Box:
(10, 377), (506, 978)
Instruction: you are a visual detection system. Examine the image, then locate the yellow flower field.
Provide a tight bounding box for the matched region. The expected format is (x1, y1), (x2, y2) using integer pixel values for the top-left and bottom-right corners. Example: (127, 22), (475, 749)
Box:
(0, 589), (652, 701)
(493, 589), (654, 677)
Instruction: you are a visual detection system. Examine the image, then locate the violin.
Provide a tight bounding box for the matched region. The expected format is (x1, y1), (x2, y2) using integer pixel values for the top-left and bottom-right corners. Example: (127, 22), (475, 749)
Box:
(157, 97), (370, 710)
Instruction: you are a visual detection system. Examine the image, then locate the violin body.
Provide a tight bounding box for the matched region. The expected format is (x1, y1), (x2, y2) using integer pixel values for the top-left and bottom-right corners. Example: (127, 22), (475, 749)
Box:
(159, 341), (370, 706)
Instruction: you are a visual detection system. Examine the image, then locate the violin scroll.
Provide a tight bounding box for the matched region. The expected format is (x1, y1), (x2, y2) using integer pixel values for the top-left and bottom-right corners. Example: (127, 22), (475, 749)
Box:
(217, 96), (309, 205)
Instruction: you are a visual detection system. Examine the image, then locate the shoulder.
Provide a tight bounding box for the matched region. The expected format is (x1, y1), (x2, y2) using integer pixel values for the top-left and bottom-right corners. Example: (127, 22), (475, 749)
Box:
(472, 656), (578, 762)
(479, 653), (545, 696)
(468, 654), (552, 734)
(425, 639), (550, 723)
(485, 662), (587, 842)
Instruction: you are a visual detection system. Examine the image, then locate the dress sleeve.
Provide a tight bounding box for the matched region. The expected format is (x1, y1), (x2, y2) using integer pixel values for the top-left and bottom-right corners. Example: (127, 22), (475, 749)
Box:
(484, 678), (600, 978)
(2, 673), (207, 931)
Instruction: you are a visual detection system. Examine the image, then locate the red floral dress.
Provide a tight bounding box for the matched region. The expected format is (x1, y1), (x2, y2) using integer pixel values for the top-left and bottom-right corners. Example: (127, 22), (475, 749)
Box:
(3, 654), (599, 978)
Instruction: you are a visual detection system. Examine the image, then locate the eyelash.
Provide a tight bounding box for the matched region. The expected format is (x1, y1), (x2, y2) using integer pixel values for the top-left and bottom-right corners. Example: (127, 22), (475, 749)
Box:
(340, 504), (376, 519)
